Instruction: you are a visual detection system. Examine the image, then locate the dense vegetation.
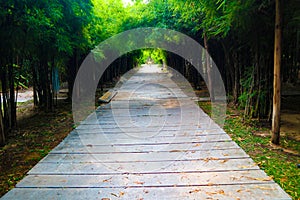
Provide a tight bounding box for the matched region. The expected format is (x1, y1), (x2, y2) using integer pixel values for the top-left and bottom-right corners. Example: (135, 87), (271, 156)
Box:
(0, 1), (299, 145)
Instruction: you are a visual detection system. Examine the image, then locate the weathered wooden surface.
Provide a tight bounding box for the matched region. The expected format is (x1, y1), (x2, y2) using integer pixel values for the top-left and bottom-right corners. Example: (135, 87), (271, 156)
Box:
(98, 90), (118, 103)
(1, 65), (291, 199)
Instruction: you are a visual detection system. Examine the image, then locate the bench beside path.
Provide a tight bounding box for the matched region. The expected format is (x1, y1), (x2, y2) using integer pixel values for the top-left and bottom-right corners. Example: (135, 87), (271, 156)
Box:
(1, 65), (291, 200)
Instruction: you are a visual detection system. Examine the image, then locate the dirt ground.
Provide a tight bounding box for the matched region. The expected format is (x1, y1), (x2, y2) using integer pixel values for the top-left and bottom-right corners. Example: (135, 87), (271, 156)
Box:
(0, 100), (74, 197)
(281, 96), (300, 141)
(281, 83), (300, 142)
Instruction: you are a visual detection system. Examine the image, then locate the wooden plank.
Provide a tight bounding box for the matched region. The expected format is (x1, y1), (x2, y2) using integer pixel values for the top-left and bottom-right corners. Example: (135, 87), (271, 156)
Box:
(97, 101), (207, 110)
(17, 170), (273, 188)
(57, 134), (232, 146)
(75, 124), (221, 131)
(69, 128), (226, 135)
(2, 184), (291, 200)
(95, 105), (202, 112)
(67, 130), (230, 140)
(27, 158), (259, 175)
(41, 148), (249, 163)
(98, 90), (118, 103)
(81, 114), (213, 123)
(51, 141), (239, 154)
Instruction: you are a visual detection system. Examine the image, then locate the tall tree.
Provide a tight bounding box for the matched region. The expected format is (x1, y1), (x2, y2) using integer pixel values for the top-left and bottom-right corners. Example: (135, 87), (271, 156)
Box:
(271, 0), (282, 144)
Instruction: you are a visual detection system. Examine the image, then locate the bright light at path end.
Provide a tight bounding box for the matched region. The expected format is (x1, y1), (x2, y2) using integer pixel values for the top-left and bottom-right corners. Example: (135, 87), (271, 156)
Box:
(122, 0), (133, 6)
(122, 0), (149, 6)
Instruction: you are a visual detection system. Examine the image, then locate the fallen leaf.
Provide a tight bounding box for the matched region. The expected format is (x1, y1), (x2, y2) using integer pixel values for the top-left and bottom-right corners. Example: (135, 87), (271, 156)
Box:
(119, 191), (125, 197)
(220, 159), (229, 163)
(143, 189), (149, 194)
(170, 150), (183, 152)
(280, 177), (288, 182)
(103, 177), (112, 182)
(193, 143), (201, 147)
(218, 190), (225, 195)
(231, 176), (239, 181)
(238, 165), (250, 169)
(253, 186), (274, 190)
(203, 157), (219, 162)
(189, 189), (201, 193)
(110, 193), (118, 197)
(134, 181), (144, 185)
(243, 176), (272, 181)
(206, 191), (218, 195)
(256, 177), (273, 181)
(206, 190), (225, 195)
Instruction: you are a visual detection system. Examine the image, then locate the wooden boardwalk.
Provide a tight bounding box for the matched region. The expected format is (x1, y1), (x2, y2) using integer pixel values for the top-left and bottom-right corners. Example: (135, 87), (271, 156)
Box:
(1, 65), (291, 199)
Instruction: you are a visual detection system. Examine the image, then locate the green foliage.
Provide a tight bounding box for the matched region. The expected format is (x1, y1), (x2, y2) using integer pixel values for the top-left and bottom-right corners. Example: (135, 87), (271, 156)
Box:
(139, 49), (166, 64)
(91, 0), (128, 42)
(0, 0), (95, 141)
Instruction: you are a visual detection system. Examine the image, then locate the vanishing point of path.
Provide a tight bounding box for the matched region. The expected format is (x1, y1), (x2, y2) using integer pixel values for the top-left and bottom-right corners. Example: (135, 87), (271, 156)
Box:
(1, 65), (291, 199)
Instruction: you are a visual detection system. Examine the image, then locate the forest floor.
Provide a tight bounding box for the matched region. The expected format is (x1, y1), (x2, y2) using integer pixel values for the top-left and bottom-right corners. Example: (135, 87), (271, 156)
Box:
(0, 99), (74, 197)
(0, 83), (299, 199)
(0, 85), (112, 197)
(281, 82), (300, 141)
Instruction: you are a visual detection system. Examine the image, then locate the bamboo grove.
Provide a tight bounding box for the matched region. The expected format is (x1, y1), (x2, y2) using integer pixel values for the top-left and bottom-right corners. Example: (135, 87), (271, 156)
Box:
(0, 0), (299, 146)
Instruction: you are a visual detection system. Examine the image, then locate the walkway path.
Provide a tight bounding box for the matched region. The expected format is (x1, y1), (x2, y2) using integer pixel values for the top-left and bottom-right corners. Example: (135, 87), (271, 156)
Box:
(1, 65), (291, 199)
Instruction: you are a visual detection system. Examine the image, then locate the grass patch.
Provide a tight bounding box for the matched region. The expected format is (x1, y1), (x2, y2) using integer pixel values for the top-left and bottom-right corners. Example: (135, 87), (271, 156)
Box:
(198, 101), (300, 200)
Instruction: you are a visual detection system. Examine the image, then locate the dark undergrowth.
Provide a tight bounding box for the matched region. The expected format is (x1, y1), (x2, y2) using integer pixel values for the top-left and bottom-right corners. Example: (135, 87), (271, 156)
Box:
(0, 83), (116, 198)
(0, 100), (74, 197)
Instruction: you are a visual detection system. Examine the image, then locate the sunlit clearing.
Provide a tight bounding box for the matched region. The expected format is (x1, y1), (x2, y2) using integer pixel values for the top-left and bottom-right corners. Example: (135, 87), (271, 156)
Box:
(122, 0), (149, 6)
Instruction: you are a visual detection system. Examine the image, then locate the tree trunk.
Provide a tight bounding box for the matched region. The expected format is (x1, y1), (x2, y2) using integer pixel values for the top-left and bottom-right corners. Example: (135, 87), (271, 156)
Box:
(8, 61), (16, 129)
(233, 52), (239, 105)
(271, 0), (282, 144)
(32, 66), (38, 106)
(204, 34), (214, 101)
(0, 95), (5, 146)
(1, 67), (9, 130)
(67, 50), (78, 101)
